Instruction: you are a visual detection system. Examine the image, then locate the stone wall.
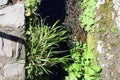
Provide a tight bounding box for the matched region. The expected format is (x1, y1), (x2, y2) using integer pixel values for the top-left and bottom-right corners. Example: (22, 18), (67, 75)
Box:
(0, 0), (25, 80)
(93, 0), (120, 79)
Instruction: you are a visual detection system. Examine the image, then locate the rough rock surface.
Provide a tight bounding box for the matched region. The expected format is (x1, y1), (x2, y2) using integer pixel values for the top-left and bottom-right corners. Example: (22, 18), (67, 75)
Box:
(3, 60), (24, 77)
(94, 0), (120, 80)
(0, 4), (25, 28)
(0, 0), (7, 6)
(113, 0), (120, 30)
(0, 0), (25, 80)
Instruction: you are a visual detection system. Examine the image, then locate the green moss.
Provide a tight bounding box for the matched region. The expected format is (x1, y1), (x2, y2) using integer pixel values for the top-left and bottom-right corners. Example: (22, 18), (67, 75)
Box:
(81, 1), (114, 79)
(109, 43), (116, 47)
(87, 33), (96, 50)
(78, 0), (102, 79)
(96, 0), (113, 28)
(87, 32), (98, 62)
(111, 26), (117, 34)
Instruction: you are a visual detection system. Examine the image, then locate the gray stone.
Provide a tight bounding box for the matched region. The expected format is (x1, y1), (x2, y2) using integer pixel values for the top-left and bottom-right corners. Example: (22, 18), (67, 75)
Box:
(0, 63), (3, 68)
(0, 4), (25, 28)
(0, 38), (13, 57)
(0, 0), (25, 79)
(0, 0), (8, 6)
(113, 0), (120, 31)
(4, 38), (12, 57)
(3, 60), (25, 77)
(0, 76), (4, 80)
(0, 37), (4, 56)
(96, 0), (105, 9)
(94, 0), (120, 79)
(115, 16), (120, 30)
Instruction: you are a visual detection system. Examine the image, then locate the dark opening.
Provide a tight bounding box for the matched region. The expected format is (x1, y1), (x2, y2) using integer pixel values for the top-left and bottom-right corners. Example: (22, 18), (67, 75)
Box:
(36, 0), (87, 79)
(37, 0), (66, 26)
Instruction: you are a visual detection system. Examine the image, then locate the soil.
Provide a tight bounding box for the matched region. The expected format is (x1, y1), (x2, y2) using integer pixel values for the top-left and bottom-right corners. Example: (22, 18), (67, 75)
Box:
(64, 0), (86, 44)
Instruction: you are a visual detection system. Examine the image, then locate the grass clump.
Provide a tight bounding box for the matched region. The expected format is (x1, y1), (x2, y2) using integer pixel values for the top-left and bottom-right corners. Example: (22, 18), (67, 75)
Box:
(25, 19), (69, 80)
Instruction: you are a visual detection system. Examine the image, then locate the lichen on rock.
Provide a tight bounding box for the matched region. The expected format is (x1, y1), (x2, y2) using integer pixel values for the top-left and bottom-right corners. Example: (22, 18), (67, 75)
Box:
(93, 0), (120, 79)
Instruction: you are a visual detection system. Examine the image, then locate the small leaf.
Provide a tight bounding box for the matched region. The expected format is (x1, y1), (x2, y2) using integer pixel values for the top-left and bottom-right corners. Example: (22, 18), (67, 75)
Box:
(92, 66), (102, 73)
(86, 67), (96, 76)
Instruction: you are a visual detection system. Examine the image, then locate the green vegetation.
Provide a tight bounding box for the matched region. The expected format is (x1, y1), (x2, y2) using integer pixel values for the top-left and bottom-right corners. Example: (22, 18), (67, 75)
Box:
(25, 0), (41, 16)
(79, 0), (96, 31)
(78, 0), (102, 79)
(63, 38), (84, 80)
(111, 26), (117, 34)
(62, 0), (101, 79)
(63, 38), (101, 80)
(25, 19), (70, 80)
(25, 0), (71, 79)
(25, 0), (102, 80)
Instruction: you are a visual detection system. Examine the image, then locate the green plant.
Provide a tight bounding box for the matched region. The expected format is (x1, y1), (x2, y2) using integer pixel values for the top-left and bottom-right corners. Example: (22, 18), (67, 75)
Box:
(63, 38), (84, 80)
(79, 0), (97, 31)
(63, 37), (101, 80)
(77, 0), (102, 80)
(62, 0), (101, 79)
(25, 19), (69, 80)
(111, 26), (117, 34)
(25, 0), (41, 16)
(83, 43), (101, 80)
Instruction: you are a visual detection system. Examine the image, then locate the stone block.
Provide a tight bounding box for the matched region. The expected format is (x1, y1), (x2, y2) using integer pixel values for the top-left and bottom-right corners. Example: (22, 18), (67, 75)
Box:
(3, 60), (25, 77)
(0, 0), (8, 6)
(0, 4), (25, 28)
(0, 63), (3, 68)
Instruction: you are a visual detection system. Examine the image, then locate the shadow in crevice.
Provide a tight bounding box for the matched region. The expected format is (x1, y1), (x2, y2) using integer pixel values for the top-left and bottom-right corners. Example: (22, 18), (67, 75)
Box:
(0, 32), (24, 44)
(37, 0), (66, 26)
